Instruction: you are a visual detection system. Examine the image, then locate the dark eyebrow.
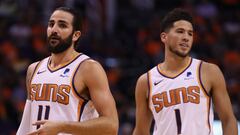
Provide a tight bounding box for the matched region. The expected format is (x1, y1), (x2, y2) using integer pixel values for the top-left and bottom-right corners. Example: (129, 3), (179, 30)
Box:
(188, 30), (193, 33)
(176, 28), (193, 33)
(48, 20), (54, 23)
(58, 20), (70, 25)
(48, 20), (69, 25)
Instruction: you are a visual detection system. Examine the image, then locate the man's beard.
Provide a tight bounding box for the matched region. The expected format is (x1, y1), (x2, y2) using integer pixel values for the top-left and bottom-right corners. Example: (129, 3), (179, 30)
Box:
(47, 33), (73, 54)
(169, 45), (190, 58)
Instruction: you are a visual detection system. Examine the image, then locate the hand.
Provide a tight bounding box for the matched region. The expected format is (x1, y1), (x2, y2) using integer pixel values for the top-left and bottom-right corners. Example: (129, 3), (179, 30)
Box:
(27, 120), (63, 135)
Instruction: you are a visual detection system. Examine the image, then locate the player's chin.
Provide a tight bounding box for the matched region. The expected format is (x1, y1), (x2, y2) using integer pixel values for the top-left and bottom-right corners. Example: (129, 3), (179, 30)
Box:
(49, 39), (60, 46)
(177, 51), (190, 57)
(180, 48), (190, 55)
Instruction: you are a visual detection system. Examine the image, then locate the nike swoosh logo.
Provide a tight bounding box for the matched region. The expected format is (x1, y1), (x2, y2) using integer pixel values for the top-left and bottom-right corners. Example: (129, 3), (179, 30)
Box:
(37, 70), (46, 74)
(154, 79), (164, 86)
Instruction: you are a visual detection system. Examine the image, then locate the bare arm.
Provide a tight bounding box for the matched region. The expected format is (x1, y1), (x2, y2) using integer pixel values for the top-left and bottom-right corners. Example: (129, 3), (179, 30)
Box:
(16, 62), (39, 135)
(62, 60), (118, 135)
(26, 62), (39, 99)
(133, 73), (153, 135)
(202, 62), (238, 135)
(28, 60), (118, 135)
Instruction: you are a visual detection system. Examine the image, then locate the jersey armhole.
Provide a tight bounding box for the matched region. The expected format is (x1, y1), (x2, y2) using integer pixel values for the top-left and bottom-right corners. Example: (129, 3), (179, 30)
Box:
(71, 58), (91, 101)
(147, 71), (152, 110)
(197, 61), (210, 97)
(30, 60), (43, 84)
(197, 61), (213, 133)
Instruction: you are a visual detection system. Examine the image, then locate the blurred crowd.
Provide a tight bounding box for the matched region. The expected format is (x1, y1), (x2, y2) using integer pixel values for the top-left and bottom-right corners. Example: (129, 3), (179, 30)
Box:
(0, 0), (239, 134)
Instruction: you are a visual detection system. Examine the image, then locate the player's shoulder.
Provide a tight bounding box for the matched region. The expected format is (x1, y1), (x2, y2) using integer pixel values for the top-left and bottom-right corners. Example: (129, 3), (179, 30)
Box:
(200, 61), (221, 74)
(28, 57), (49, 71)
(136, 73), (148, 91)
(137, 73), (148, 84)
(137, 64), (159, 84)
(79, 59), (103, 71)
(28, 61), (40, 72)
(76, 59), (106, 79)
(26, 61), (41, 86)
(135, 73), (149, 98)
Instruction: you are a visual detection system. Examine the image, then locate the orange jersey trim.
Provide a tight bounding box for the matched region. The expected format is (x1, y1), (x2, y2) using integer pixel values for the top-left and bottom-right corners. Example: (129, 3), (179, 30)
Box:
(77, 100), (87, 121)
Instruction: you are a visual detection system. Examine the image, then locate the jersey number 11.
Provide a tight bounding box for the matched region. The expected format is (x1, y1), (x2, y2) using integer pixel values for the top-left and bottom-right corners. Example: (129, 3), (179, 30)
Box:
(37, 105), (50, 129)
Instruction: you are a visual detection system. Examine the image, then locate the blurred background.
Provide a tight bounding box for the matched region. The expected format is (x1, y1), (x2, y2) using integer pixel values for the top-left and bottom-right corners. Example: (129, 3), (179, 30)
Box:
(0, 0), (239, 135)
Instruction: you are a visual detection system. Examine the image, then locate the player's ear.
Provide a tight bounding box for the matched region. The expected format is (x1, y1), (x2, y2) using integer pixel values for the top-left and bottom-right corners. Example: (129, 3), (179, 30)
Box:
(72, 31), (81, 42)
(160, 32), (167, 43)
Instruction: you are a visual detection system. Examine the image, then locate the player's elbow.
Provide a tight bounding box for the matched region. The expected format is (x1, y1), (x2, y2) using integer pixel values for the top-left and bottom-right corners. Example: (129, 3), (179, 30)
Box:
(133, 126), (150, 135)
(221, 114), (238, 134)
(109, 118), (119, 135)
(101, 116), (118, 135)
(109, 122), (118, 135)
(221, 113), (237, 126)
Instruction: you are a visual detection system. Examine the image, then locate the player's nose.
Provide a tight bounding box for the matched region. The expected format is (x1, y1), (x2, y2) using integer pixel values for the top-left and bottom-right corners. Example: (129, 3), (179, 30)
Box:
(182, 33), (190, 42)
(50, 24), (60, 34)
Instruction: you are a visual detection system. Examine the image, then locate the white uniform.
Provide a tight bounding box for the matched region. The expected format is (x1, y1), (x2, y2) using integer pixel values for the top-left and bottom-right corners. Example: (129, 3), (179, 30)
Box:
(148, 58), (214, 135)
(29, 53), (98, 134)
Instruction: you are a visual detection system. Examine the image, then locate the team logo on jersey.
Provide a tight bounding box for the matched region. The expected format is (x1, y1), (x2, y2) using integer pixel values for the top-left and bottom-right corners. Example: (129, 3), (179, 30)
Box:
(184, 71), (193, 80)
(60, 68), (70, 77)
(30, 83), (70, 105)
(152, 86), (200, 113)
(187, 72), (192, 77)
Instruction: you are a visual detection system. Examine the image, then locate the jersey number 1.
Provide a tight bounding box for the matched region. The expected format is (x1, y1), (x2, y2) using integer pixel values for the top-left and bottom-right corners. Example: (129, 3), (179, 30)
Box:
(37, 105), (50, 129)
(175, 109), (182, 134)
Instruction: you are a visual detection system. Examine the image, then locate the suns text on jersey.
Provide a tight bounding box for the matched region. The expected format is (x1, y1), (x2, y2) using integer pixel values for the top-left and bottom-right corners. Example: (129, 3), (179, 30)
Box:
(30, 83), (70, 105)
(152, 86), (200, 112)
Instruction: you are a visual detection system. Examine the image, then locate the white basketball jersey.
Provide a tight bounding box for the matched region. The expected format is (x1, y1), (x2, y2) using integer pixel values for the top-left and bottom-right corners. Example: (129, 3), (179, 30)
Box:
(148, 58), (214, 135)
(29, 53), (99, 134)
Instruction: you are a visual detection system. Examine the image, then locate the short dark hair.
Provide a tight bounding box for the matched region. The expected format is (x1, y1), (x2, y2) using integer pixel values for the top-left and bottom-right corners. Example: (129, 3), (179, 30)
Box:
(160, 8), (193, 33)
(55, 7), (82, 31)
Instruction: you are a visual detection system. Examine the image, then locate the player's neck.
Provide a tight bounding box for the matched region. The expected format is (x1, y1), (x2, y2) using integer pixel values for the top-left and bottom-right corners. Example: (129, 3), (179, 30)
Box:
(49, 46), (79, 68)
(161, 54), (191, 73)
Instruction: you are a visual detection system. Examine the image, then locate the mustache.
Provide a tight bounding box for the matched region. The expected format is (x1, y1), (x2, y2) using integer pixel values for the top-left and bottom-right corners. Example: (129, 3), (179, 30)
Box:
(49, 33), (61, 40)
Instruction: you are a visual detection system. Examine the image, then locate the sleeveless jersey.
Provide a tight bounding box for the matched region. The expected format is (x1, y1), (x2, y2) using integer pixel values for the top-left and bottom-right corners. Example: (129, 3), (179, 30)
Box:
(148, 58), (214, 135)
(29, 53), (99, 134)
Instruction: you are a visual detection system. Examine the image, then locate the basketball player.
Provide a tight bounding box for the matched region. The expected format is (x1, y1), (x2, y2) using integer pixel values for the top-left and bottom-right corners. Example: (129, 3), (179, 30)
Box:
(133, 8), (237, 135)
(17, 7), (118, 135)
